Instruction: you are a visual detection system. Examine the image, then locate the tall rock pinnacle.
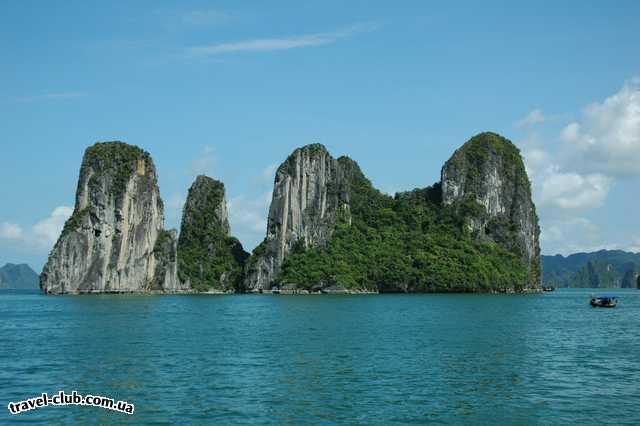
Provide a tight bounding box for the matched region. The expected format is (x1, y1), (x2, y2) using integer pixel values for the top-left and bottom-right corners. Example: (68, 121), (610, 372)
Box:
(40, 141), (184, 294)
(441, 132), (541, 288)
(177, 175), (248, 291)
(243, 144), (353, 291)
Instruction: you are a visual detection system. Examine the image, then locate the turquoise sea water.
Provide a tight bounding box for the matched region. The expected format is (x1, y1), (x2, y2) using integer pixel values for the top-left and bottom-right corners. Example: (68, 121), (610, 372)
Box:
(1, 289), (639, 425)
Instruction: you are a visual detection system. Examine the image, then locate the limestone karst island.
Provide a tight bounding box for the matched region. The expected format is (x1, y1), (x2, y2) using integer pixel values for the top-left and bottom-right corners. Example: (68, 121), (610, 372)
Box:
(5, 3), (638, 423)
(40, 132), (541, 295)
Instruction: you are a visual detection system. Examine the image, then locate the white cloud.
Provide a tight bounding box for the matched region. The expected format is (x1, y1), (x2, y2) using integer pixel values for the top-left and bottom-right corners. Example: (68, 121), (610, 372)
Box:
(521, 139), (612, 212)
(0, 206), (73, 250)
(623, 236), (640, 254)
(226, 159), (276, 249)
(228, 191), (271, 234)
(0, 222), (24, 240)
(522, 147), (550, 179)
(517, 80), (640, 255)
(538, 170), (611, 210)
(31, 206), (73, 247)
(227, 164), (279, 246)
(565, 80), (640, 176)
(560, 122), (580, 142)
(541, 217), (603, 255)
(518, 82), (640, 213)
(516, 109), (546, 127)
(542, 219), (640, 255)
(187, 22), (378, 56)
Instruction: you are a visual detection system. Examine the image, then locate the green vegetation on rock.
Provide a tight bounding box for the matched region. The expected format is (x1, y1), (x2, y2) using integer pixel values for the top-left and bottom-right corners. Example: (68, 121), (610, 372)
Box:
(177, 176), (249, 292)
(154, 230), (176, 263)
(447, 132), (531, 193)
(277, 143), (329, 176)
(81, 141), (151, 201)
(276, 156), (530, 292)
(244, 239), (267, 275)
(442, 132), (541, 286)
(59, 207), (90, 239)
(58, 142), (153, 240)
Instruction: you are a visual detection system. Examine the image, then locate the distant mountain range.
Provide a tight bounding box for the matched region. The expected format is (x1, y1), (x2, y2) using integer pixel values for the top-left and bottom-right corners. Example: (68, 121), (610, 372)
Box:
(0, 263), (39, 289)
(6, 250), (638, 291)
(542, 250), (640, 288)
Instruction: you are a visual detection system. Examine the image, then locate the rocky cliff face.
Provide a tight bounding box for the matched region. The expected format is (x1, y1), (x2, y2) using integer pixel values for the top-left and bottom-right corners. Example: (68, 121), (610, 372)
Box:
(245, 135), (541, 293)
(40, 142), (185, 294)
(177, 175), (248, 291)
(43, 134), (541, 294)
(441, 132), (541, 288)
(151, 229), (180, 291)
(243, 144), (352, 291)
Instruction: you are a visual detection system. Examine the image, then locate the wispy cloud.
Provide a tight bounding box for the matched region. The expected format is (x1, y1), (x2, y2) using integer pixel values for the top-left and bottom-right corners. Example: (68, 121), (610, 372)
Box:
(227, 162), (281, 251)
(187, 22), (379, 56)
(0, 206), (73, 249)
(515, 109), (546, 127)
(0, 222), (23, 240)
(515, 109), (569, 128)
(16, 92), (88, 103)
(166, 192), (186, 221)
(32, 207), (73, 247)
(228, 192), (271, 234)
(259, 164), (278, 182)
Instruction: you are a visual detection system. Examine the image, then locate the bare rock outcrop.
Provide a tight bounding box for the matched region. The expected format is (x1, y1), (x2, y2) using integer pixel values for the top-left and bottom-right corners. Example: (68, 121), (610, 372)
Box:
(40, 142), (185, 294)
(243, 144), (352, 291)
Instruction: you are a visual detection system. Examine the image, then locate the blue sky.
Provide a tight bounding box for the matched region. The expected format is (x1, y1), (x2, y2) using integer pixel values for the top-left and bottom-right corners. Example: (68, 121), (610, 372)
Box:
(1, 1), (640, 270)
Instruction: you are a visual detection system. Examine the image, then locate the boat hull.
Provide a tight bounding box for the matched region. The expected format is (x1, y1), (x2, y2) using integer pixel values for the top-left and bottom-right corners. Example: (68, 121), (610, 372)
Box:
(590, 299), (617, 308)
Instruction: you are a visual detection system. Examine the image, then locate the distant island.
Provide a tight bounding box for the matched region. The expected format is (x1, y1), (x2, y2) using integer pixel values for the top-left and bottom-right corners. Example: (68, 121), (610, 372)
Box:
(40, 132), (541, 295)
(542, 250), (640, 288)
(0, 263), (39, 289)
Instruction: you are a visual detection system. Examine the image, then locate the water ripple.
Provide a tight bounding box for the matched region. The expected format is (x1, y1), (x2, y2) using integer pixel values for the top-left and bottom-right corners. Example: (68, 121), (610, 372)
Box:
(1, 290), (640, 424)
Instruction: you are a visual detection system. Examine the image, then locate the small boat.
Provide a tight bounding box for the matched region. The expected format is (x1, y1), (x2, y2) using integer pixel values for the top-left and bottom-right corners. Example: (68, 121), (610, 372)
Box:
(542, 286), (555, 292)
(590, 294), (617, 308)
